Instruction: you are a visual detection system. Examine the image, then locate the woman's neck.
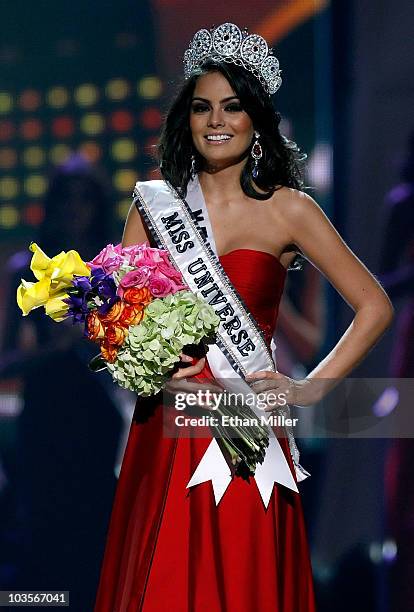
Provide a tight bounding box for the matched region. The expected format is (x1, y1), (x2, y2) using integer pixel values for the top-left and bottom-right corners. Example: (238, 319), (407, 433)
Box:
(198, 158), (246, 200)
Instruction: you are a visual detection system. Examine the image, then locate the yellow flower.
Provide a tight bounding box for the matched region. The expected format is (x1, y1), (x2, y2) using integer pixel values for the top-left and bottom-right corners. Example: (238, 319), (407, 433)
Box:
(17, 278), (50, 316)
(44, 294), (70, 322)
(16, 242), (90, 320)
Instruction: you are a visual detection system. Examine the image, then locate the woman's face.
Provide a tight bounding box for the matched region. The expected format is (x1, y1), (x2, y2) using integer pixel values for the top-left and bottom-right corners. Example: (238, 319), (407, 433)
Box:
(189, 71), (255, 170)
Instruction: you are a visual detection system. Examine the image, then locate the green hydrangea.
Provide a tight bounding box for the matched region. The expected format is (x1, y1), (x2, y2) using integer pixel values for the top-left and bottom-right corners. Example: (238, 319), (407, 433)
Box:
(106, 290), (220, 395)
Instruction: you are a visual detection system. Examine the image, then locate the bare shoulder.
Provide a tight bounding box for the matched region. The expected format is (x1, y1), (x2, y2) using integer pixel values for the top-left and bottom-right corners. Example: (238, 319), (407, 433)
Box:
(269, 186), (319, 217)
(268, 187), (329, 242)
(122, 184), (154, 247)
(269, 186), (393, 316)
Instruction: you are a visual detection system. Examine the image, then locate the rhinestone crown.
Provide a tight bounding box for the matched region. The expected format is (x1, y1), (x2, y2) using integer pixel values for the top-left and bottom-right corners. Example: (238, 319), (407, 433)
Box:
(183, 23), (282, 96)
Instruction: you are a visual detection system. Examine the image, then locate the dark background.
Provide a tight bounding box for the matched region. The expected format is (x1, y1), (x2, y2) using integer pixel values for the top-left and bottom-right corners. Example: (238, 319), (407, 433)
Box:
(1, 1), (413, 610)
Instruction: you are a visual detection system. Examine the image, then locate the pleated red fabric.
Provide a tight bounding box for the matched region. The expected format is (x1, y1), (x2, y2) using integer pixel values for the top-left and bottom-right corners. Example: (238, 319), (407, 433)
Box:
(94, 249), (316, 612)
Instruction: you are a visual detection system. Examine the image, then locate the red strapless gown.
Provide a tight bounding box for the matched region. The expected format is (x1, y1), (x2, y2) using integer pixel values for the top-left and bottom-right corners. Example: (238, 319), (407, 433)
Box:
(94, 250), (316, 612)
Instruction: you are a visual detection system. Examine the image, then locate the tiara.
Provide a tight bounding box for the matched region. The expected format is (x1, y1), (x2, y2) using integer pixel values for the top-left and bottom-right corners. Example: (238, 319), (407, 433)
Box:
(183, 22), (282, 96)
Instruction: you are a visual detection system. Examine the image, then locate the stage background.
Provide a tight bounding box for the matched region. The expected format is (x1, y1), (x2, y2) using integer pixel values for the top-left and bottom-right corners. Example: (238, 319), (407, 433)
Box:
(1, 1), (413, 610)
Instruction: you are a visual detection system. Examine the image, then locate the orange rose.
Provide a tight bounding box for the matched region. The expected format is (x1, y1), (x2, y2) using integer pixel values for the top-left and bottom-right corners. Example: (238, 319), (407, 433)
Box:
(86, 311), (105, 341)
(100, 340), (118, 363)
(99, 300), (125, 323)
(106, 323), (127, 347)
(123, 287), (152, 307)
(118, 304), (144, 327)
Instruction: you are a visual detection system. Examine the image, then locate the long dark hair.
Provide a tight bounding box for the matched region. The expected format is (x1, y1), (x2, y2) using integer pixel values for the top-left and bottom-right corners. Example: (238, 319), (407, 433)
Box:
(158, 59), (307, 200)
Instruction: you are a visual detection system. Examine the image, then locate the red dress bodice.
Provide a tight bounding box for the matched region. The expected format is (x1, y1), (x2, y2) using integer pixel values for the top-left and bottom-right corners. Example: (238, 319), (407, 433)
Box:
(219, 248), (287, 346)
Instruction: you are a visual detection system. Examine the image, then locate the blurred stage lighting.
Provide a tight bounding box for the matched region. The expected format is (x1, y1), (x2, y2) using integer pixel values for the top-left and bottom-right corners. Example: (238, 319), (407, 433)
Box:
(109, 110), (134, 132)
(79, 142), (102, 163)
(23, 146), (45, 168)
(47, 86), (70, 108)
(138, 76), (163, 99)
(372, 386), (399, 418)
(52, 117), (75, 139)
(23, 203), (44, 226)
(310, 560), (334, 584)
(140, 107), (162, 130)
(21, 118), (43, 140)
(111, 138), (137, 162)
(306, 141), (333, 193)
(369, 541), (382, 564)
(369, 539), (398, 564)
(0, 120), (15, 140)
(382, 539), (397, 563)
(0, 205), (19, 228)
(49, 144), (72, 165)
(0, 177), (19, 199)
(0, 148), (17, 169)
(106, 78), (130, 101)
(0, 92), (13, 114)
(0, 73), (164, 234)
(24, 174), (47, 198)
(117, 198), (131, 220)
(80, 112), (105, 136)
(75, 84), (100, 107)
(114, 169), (138, 192)
(19, 89), (41, 112)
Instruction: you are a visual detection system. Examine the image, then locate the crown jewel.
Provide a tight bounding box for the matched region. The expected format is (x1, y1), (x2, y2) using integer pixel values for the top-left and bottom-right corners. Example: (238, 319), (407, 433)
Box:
(183, 23), (282, 95)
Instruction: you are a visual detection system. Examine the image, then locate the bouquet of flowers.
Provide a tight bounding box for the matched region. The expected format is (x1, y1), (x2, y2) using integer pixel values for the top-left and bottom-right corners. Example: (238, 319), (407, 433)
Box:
(16, 241), (219, 395)
(16, 242), (269, 474)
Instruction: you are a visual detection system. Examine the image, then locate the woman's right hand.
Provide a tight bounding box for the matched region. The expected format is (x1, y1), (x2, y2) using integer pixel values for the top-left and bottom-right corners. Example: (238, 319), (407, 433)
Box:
(163, 352), (222, 409)
(171, 352), (206, 380)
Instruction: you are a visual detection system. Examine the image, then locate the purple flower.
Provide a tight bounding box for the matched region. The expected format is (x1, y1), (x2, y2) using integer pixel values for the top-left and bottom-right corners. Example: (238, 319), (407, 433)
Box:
(73, 275), (92, 292)
(65, 268), (118, 324)
(64, 292), (90, 324)
(97, 294), (119, 316)
(90, 269), (117, 302)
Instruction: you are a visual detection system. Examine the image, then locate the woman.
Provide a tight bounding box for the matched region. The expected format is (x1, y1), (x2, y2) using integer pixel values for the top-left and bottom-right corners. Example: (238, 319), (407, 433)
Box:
(94, 23), (393, 611)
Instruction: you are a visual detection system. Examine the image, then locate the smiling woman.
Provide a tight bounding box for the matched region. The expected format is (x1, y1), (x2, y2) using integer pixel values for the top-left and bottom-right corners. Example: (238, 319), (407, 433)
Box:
(158, 56), (306, 204)
(94, 22), (393, 612)
(190, 76), (254, 169)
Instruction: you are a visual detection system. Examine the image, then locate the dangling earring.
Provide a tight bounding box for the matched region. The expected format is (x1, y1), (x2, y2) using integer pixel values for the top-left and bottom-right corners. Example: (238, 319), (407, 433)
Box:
(190, 154), (196, 179)
(251, 131), (263, 179)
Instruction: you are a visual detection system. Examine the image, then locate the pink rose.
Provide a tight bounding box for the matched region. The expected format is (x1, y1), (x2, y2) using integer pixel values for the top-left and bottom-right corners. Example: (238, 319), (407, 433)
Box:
(159, 249), (171, 262)
(122, 243), (147, 266)
(169, 280), (189, 294)
(127, 247), (163, 268)
(88, 243), (123, 274)
(148, 273), (174, 297)
(156, 261), (184, 283)
(142, 248), (164, 265)
(117, 267), (151, 298)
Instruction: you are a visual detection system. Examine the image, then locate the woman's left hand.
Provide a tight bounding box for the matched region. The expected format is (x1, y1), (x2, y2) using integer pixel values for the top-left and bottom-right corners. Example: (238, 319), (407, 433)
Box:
(245, 371), (317, 410)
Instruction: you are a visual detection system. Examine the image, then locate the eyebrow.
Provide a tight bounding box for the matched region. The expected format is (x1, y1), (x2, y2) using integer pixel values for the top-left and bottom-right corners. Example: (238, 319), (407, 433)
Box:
(191, 96), (240, 103)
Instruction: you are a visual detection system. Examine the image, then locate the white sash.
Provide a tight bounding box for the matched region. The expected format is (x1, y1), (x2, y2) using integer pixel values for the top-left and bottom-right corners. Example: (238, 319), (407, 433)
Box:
(133, 178), (309, 508)
(185, 177), (310, 484)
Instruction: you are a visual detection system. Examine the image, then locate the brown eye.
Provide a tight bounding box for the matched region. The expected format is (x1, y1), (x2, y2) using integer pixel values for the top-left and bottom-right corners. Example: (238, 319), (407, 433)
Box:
(191, 103), (209, 113)
(225, 103), (243, 112)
